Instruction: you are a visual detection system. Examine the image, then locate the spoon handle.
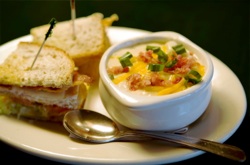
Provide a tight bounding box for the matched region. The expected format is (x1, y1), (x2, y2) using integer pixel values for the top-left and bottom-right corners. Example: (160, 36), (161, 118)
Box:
(132, 131), (246, 162)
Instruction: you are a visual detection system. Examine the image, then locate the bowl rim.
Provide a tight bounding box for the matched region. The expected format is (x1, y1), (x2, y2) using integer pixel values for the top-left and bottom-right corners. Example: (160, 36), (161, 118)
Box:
(99, 31), (214, 108)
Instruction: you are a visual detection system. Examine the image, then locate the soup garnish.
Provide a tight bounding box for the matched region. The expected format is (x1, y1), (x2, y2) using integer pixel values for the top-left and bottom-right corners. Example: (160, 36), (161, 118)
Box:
(107, 41), (205, 95)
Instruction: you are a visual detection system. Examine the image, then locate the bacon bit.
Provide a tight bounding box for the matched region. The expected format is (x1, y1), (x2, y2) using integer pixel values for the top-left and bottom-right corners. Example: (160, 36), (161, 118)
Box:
(164, 55), (196, 74)
(123, 66), (130, 73)
(127, 72), (173, 90)
(149, 73), (164, 86)
(107, 66), (129, 75)
(172, 76), (182, 84)
(138, 50), (157, 64)
(140, 77), (151, 87)
(107, 66), (123, 74)
(126, 73), (142, 90)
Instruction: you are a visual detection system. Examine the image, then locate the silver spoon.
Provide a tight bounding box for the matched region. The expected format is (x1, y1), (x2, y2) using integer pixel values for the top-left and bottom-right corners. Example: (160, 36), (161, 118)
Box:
(63, 109), (246, 162)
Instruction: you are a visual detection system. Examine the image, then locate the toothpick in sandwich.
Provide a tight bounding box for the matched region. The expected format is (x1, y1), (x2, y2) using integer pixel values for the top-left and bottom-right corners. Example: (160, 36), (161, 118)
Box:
(30, 18), (57, 69)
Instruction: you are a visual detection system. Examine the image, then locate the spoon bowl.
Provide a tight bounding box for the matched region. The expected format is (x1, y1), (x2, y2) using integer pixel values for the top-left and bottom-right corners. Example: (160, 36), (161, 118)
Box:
(63, 109), (246, 162)
(63, 109), (119, 143)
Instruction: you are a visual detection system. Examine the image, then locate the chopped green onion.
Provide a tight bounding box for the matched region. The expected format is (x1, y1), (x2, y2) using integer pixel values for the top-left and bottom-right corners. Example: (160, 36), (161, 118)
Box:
(172, 44), (186, 54)
(120, 52), (133, 59)
(185, 70), (202, 84)
(165, 58), (177, 68)
(157, 49), (168, 63)
(146, 45), (160, 52)
(119, 59), (133, 68)
(119, 52), (133, 68)
(109, 74), (114, 80)
(146, 45), (168, 63)
(148, 63), (165, 72)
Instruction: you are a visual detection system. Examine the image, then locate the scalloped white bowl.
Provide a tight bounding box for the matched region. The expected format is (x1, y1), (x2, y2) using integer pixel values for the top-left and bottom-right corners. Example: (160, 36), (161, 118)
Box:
(99, 31), (214, 131)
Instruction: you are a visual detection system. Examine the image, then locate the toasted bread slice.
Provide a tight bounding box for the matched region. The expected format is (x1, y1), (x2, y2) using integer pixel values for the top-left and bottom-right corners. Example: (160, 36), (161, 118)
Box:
(0, 42), (75, 88)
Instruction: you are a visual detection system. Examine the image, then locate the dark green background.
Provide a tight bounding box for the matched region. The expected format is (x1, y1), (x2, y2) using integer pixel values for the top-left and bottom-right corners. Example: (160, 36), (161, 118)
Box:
(0, 0), (249, 164)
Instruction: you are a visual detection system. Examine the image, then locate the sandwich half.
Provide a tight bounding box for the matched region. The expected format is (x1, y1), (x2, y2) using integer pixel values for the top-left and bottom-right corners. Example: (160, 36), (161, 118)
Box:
(0, 42), (90, 122)
(30, 12), (118, 81)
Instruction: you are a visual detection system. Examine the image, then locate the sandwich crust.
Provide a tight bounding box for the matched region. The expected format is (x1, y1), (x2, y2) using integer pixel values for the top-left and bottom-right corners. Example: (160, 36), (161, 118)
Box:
(0, 42), (75, 88)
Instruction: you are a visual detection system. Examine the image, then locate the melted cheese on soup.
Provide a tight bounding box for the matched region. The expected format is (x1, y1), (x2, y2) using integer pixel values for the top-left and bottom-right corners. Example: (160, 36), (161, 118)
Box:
(107, 41), (205, 96)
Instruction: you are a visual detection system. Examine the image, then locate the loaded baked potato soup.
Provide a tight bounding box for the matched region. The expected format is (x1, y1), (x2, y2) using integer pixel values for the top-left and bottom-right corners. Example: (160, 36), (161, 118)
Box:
(107, 41), (205, 96)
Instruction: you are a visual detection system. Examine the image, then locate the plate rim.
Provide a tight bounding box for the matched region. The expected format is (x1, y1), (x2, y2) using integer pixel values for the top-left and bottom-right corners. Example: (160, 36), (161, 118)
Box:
(0, 26), (247, 165)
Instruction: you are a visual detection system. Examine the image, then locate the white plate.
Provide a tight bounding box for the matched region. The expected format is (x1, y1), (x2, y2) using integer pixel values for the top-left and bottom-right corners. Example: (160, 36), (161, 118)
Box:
(0, 27), (247, 165)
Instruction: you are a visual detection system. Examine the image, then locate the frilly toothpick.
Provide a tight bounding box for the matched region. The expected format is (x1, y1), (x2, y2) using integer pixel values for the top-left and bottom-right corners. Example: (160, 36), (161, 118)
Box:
(30, 18), (57, 69)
